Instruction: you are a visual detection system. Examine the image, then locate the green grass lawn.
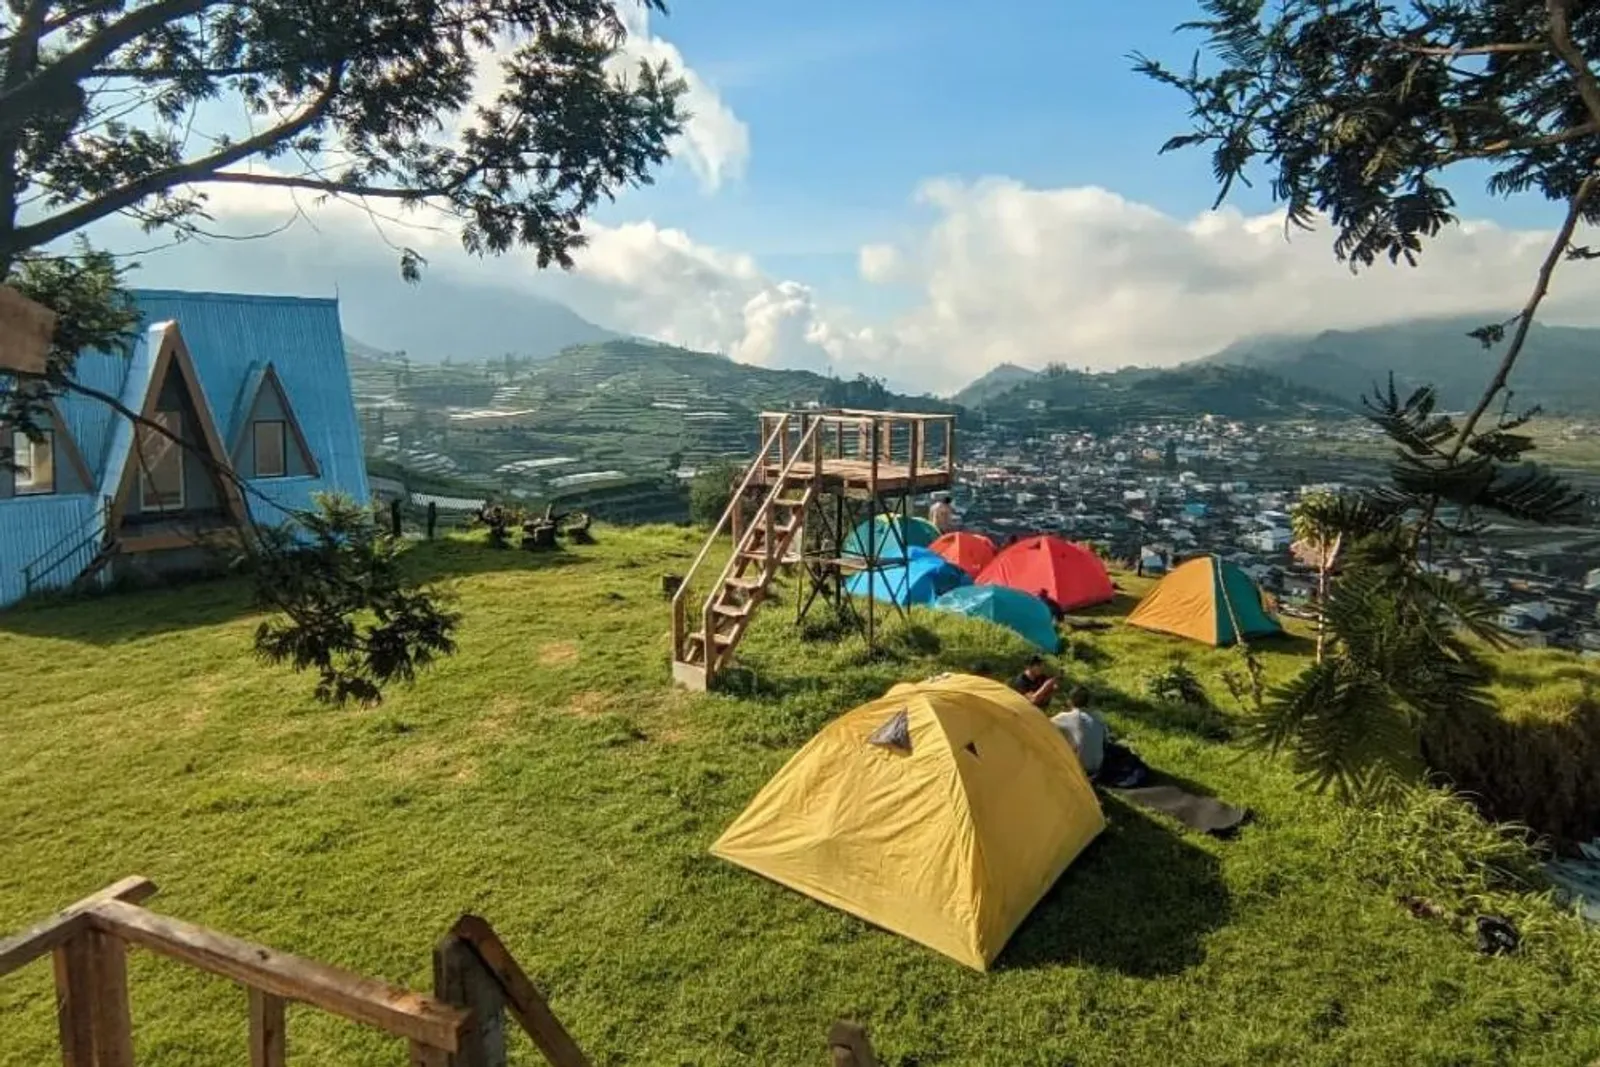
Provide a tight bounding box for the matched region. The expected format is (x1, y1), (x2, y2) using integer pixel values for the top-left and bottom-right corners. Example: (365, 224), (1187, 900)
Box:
(1, 528), (1597, 1066)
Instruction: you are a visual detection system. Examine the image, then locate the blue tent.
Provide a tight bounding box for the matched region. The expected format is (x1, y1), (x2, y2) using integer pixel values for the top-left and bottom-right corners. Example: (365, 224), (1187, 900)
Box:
(846, 547), (970, 606)
(842, 514), (940, 561)
(934, 585), (1062, 653)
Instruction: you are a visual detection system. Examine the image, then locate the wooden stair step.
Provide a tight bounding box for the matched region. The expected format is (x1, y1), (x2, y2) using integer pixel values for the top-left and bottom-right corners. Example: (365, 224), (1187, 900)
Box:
(712, 600), (754, 619)
(686, 631), (733, 648)
(725, 576), (767, 592)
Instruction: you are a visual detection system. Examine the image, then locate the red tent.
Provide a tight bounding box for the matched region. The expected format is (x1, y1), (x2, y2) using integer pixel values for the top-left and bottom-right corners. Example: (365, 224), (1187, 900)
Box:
(977, 536), (1114, 611)
(929, 531), (997, 577)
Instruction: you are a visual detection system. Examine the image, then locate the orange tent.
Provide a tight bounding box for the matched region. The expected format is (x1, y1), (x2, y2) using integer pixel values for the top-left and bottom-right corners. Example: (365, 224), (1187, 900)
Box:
(929, 531), (997, 577)
(977, 535), (1114, 611)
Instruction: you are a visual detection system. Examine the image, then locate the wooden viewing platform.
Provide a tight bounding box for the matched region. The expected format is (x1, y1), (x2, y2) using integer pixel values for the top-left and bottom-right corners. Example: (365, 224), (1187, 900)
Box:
(672, 408), (957, 690)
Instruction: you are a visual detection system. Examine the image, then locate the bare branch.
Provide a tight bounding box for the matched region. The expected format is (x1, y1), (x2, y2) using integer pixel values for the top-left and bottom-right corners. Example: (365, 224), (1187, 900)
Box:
(1439, 121), (1600, 161)
(3, 66), (345, 257)
(1546, 0), (1600, 129)
(1453, 173), (1596, 455)
(198, 170), (439, 201)
(1398, 40), (1549, 57)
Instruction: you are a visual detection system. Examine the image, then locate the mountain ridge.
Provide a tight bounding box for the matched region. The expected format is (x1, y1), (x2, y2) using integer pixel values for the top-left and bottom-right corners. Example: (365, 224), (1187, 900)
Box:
(1195, 315), (1600, 412)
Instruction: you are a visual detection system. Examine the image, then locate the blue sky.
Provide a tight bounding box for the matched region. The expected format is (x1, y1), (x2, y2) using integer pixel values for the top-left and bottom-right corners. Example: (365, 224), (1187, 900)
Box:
(92, 0), (1600, 387)
(596, 1), (1560, 262)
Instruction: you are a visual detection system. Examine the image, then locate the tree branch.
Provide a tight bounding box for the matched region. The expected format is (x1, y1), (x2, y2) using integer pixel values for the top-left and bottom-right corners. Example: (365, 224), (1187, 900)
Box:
(1441, 121), (1600, 160)
(2, 65), (344, 257)
(1399, 40), (1549, 57)
(88, 62), (292, 80)
(1546, 0), (1600, 129)
(0, 0), (222, 134)
(198, 170), (440, 200)
(1454, 173), (1596, 455)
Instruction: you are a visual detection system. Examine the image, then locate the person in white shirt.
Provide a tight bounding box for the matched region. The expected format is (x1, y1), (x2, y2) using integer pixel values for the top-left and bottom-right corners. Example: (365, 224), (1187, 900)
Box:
(928, 493), (955, 533)
(1051, 685), (1108, 778)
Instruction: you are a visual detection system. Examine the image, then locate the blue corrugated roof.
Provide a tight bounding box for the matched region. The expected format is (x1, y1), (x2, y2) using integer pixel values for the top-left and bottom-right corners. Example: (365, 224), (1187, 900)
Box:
(1, 289), (370, 605)
(129, 289), (370, 524)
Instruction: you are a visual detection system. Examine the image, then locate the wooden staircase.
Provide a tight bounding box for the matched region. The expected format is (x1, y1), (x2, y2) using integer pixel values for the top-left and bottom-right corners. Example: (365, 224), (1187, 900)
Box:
(672, 414), (824, 691)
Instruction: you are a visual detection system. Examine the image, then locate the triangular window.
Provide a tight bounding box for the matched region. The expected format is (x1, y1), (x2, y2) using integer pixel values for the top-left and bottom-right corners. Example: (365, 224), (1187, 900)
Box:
(230, 364), (318, 480)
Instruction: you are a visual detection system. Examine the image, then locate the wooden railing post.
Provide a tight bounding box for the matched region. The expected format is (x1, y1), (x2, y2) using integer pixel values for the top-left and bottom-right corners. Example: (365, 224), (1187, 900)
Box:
(89, 930), (135, 1067)
(248, 988), (287, 1067)
(52, 935), (96, 1067)
(435, 934), (507, 1067)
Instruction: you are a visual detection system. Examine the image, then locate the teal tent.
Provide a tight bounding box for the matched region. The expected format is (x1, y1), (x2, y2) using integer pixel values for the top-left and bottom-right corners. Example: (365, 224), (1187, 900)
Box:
(846, 547), (970, 606)
(1128, 554), (1283, 646)
(934, 585), (1061, 653)
(843, 514), (940, 561)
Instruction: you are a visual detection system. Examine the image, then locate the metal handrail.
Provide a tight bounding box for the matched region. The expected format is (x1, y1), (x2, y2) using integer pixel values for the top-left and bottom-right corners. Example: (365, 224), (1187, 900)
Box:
(22, 495), (112, 592)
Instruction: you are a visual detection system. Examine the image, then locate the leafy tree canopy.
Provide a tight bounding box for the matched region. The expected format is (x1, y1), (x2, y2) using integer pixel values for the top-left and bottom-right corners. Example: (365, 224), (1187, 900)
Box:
(1134, 0), (1600, 268)
(0, 0), (686, 303)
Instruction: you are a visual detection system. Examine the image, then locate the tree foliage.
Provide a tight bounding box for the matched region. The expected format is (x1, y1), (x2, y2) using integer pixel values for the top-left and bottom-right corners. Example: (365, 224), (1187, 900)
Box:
(0, 0), (685, 282)
(1246, 387), (1579, 800)
(1144, 0), (1596, 802)
(251, 494), (460, 705)
(1133, 0), (1600, 268)
(1, 0), (685, 705)
(689, 460), (740, 527)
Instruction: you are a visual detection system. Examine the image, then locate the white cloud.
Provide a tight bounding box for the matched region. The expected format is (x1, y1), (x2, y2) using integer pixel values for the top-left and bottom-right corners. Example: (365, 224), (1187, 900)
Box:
(858, 243), (902, 284)
(613, 2), (748, 192)
(127, 172), (1600, 394)
(451, 3), (748, 194)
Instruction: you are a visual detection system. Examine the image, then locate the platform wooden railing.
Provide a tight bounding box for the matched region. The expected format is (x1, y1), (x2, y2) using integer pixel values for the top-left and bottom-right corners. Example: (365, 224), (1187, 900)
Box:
(756, 409), (957, 485)
(2, 879), (882, 1066)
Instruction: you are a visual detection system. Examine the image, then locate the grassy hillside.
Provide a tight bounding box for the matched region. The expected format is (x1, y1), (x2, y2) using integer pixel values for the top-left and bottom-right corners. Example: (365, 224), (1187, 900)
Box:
(975, 363), (1350, 430)
(1, 531), (1597, 1065)
(951, 362), (1041, 407)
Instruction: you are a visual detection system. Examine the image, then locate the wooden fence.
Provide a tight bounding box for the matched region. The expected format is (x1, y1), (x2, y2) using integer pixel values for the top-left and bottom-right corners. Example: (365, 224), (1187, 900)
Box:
(0, 878), (880, 1066)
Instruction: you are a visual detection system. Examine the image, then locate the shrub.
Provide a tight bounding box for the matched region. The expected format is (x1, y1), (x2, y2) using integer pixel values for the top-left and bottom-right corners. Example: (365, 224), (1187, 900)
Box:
(1145, 660), (1210, 707)
(1334, 786), (1600, 964)
(1424, 657), (1600, 847)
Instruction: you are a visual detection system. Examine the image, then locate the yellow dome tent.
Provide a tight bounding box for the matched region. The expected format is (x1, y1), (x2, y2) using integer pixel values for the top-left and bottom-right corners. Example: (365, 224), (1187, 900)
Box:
(1127, 554), (1283, 647)
(711, 673), (1105, 971)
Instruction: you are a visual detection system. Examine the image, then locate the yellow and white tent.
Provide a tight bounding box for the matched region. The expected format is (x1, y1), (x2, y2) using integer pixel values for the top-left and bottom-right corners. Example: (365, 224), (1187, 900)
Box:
(711, 673), (1105, 971)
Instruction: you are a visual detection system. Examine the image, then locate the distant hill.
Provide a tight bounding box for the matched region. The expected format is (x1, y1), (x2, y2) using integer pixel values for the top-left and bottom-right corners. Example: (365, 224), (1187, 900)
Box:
(1198, 317), (1600, 412)
(952, 362), (1041, 407)
(959, 362), (1349, 429)
(358, 340), (967, 491)
(330, 275), (618, 363)
(343, 334), (405, 365)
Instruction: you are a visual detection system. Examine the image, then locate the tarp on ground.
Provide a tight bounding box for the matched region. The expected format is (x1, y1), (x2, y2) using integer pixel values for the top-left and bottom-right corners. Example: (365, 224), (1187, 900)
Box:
(977, 535), (1115, 611)
(934, 585), (1060, 653)
(711, 673), (1105, 970)
(1126, 554), (1282, 646)
(929, 531), (997, 577)
(845, 546), (970, 606)
(843, 514), (940, 561)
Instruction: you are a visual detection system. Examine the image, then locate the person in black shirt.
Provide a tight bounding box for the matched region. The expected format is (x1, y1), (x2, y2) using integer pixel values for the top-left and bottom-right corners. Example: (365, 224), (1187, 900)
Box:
(1008, 656), (1059, 708)
(1038, 588), (1066, 622)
